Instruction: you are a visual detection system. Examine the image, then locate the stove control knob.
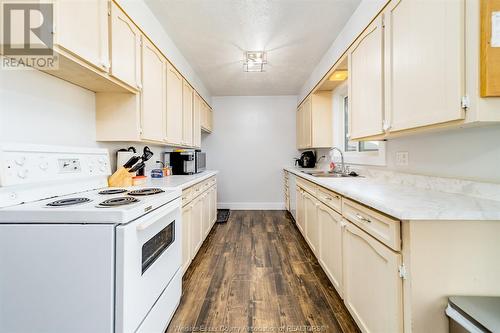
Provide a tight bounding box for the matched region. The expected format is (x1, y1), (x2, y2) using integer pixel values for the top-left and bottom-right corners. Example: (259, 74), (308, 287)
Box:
(39, 162), (49, 171)
(17, 169), (28, 179)
(98, 157), (105, 164)
(15, 156), (26, 166)
(99, 166), (106, 172)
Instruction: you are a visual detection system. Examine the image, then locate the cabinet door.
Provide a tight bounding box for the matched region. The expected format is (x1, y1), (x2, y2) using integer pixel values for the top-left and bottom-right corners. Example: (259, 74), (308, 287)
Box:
(55, 0), (109, 71)
(204, 192), (212, 237)
(317, 203), (343, 295)
(302, 98), (312, 148)
(296, 188), (305, 234)
(166, 63), (184, 145)
(212, 186), (217, 225)
(304, 192), (319, 254)
(384, 0), (465, 132)
(109, 2), (141, 89)
(182, 80), (194, 147)
(348, 17), (384, 139)
(343, 223), (403, 333)
(296, 106), (302, 149)
(191, 196), (203, 257)
(208, 108), (213, 132)
(141, 37), (166, 142)
(193, 93), (202, 148)
(181, 204), (192, 273)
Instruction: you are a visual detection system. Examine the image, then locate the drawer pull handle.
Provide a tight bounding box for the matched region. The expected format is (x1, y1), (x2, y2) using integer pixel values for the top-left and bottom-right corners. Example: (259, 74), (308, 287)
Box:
(355, 213), (371, 223)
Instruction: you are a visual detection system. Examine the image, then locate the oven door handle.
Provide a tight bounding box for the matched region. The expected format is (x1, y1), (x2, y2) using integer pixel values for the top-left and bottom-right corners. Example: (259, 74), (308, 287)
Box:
(135, 198), (181, 231)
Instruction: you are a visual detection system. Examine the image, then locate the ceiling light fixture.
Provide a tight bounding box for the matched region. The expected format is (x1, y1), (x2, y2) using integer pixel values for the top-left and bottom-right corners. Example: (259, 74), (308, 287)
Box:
(328, 70), (348, 81)
(243, 51), (267, 72)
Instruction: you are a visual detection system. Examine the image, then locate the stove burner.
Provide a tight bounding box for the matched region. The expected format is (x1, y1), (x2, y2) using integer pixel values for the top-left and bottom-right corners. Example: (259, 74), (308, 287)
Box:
(128, 188), (165, 196)
(47, 197), (91, 207)
(99, 197), (139, 207)
(98, 189), (128, 195)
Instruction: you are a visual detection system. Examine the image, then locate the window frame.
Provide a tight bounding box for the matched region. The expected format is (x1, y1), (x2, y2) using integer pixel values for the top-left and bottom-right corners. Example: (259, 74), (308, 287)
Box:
(332, 82), (387, 166)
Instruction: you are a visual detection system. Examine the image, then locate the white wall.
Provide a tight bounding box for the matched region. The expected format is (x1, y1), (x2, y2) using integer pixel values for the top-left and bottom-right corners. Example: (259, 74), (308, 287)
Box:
(202, 96), (297, 209)
(384, 126), (500, 183)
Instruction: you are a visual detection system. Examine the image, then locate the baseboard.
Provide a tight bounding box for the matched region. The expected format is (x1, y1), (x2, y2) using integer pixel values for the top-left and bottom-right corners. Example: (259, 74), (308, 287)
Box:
(217, 202), (285, 210)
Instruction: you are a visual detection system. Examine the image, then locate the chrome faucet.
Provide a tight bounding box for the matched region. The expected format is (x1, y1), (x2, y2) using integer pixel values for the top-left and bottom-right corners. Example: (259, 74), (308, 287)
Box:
(329, 147), (347, 174)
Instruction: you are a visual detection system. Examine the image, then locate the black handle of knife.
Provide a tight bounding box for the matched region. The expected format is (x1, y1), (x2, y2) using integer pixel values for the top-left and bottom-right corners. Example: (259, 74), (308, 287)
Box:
(129, 162), (145, 173)
(123, 156), (140, 168)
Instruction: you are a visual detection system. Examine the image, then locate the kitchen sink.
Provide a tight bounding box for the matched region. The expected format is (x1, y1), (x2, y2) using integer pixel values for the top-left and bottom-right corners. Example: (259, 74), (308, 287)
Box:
(300, 171), (360, 178)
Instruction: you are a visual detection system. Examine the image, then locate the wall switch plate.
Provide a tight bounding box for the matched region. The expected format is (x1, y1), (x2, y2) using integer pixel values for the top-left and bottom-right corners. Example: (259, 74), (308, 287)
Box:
(396, 151), (409, 166)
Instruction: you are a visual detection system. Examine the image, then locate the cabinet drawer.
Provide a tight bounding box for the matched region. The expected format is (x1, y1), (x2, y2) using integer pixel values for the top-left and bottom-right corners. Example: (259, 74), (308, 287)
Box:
(316, 186), (342, 213)
(342, 198), (401, 251)
(182, 187), (193, 206)
(297, 177), (316, 195)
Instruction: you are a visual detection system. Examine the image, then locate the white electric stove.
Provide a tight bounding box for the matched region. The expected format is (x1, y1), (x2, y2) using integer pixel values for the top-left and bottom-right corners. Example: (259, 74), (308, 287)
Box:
(0, 143), (183, 333)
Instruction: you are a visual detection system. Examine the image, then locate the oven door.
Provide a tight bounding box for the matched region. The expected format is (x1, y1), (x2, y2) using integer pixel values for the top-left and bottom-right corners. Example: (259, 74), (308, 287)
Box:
(115, 198), (181, 333)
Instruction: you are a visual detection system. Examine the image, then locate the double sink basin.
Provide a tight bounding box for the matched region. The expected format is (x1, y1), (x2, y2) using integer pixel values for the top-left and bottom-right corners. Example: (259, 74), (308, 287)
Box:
(300, 170), (359, 178)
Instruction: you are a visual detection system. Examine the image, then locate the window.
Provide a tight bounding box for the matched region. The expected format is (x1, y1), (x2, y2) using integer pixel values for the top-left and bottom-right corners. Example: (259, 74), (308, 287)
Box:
(342, 95), (381, 154)
(332, 82), (386, 166)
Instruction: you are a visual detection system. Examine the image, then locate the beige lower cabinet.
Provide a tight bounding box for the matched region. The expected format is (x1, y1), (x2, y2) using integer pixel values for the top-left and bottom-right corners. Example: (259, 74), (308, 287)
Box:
(343, 222), (403, 333)
(304, 192), (319, 255)
(296, 187), (305, 234)
(190, 195), (203, 256)
(289, 172), (500, 333)
(317, 203), (343, 295)
(181, 203), (193, 273)
(181, 177), (217, 274)
(202, 192), (211, 238)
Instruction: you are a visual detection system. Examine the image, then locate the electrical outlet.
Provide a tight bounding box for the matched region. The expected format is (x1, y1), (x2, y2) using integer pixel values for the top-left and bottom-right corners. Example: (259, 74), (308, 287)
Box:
(395, 151), (409, 166)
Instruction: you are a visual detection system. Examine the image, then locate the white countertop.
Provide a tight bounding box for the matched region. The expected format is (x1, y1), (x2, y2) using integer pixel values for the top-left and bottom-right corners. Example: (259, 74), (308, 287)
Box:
(285, 167), (500, 221)
(147, 170), (219, 190)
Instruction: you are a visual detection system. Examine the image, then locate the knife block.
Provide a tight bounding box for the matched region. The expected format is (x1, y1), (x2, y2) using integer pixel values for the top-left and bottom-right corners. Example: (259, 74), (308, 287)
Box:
(108, 167), (133, 187)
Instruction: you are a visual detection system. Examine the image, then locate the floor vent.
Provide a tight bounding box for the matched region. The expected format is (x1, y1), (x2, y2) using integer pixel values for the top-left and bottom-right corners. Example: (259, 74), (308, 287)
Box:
(216, 209), (231, 223)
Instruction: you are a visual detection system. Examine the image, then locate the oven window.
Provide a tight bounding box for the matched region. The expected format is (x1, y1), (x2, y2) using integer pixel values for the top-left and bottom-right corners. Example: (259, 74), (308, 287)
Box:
(142, 221), (175, 274)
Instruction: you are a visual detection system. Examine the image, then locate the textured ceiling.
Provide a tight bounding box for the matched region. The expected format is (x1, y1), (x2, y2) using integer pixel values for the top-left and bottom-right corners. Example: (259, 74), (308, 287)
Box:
(146, 0), (361, 96)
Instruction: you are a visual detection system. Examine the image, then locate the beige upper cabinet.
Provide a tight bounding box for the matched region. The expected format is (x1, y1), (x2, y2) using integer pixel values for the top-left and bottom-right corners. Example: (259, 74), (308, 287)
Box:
(54, 0), (109, 71)
(343, 223), (403, 333)
(383, 0), (465, 133)
(302, 97), (313, 148)
(296, 105), (303, 149)
(182, 80), (194, 147)
(348, 17), (384, 140)
(318, 203), (343, 295)
(201, 102), (213, 133)
(166, 63), (184, 145)
(296, 92), (332, 149)
(141, 37), (166, 142)
(109, 1), (141, 90)
(193, 93), (202, 148)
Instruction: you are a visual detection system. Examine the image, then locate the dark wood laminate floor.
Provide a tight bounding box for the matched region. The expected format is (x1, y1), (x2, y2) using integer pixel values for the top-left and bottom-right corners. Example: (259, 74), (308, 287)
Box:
(166, 210), (360, 333)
